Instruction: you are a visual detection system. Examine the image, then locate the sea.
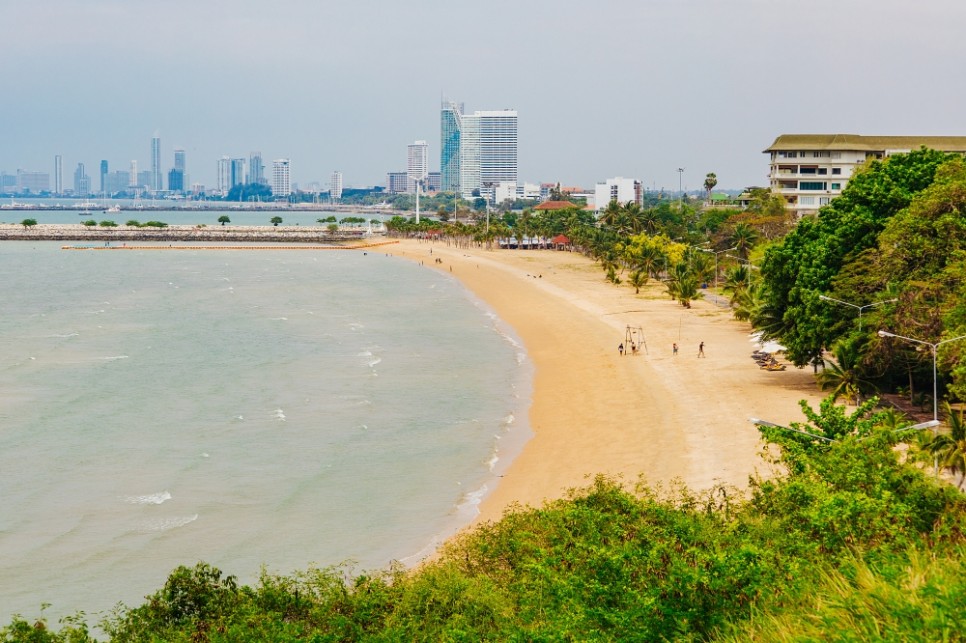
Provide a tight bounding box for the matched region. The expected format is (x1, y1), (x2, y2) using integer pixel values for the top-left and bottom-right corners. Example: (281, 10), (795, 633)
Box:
(0, 227), (532, 624)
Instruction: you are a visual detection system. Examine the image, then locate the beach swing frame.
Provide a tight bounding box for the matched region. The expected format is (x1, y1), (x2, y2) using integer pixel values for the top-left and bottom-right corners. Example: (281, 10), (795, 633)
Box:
(624, 325), (648, 356)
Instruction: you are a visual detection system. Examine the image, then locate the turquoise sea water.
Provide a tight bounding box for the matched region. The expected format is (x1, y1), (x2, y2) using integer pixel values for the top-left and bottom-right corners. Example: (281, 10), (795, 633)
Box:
(0, 241), (531, 622)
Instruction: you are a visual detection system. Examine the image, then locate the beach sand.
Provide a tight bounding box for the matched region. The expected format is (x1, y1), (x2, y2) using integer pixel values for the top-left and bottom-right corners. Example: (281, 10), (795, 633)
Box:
(390, 238), (825, 525)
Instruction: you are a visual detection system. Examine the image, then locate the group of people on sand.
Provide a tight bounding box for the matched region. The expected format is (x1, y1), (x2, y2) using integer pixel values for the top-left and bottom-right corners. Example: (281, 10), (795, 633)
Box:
(617, 342), (641, 356)
(620, 340), (704, 357)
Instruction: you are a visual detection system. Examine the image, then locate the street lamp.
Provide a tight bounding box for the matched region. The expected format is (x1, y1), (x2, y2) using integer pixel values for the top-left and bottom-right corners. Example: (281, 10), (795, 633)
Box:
(749, 418), (834, 442)
(877, 329), (966, 476)
(699, 246), (737, 290)
(482, 182), (495, 233)
(677, 168), (685, 208)
(819, 295), (897, 331)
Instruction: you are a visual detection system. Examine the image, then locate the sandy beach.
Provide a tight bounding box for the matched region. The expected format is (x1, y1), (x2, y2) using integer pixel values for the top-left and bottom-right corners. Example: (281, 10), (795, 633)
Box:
(390, 238), (826, 525)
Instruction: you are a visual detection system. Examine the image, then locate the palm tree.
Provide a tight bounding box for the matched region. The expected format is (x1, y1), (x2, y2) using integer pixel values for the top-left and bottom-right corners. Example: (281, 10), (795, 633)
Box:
(704, 172), (718, 203)
(816, 337), (871, 406)
(928, 402), (966, 489)
(730, 222), (759, 259)
(627, 270), (648, 294)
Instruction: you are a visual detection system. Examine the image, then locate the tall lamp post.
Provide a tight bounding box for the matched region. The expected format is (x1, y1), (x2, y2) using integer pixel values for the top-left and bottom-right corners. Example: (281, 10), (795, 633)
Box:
(819, 295), (897, 331)
(482, 181), (495, 234)
(700, 246), (736, 290)
(877, 329), (966, 476)
(677, 167), (685, 208)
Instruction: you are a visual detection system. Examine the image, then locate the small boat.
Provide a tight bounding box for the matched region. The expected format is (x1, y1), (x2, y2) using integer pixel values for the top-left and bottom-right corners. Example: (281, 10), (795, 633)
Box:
(104, 205), (121, 214)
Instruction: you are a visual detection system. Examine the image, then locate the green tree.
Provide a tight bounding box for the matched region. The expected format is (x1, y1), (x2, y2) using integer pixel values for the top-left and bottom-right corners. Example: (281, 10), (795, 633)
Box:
(816, 337), (871, 406)
(926, 402), (966, 489)
(218, 215), (231, 226)
(125, 219), (141, 227)
(704, 172), (718, 202)
(99, 220), (118, 228)
(270, 216), (283, 226)
(82, 219), (96, 227)
(20, 218), (37, 229)
(327, 224), (339, 234)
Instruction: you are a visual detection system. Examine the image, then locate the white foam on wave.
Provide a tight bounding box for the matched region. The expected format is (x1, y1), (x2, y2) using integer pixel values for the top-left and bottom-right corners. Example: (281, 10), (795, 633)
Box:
(100, 355), (129, 361)
(139, 514), (198, 532)
(456, 484), (489, 519)
(485, 446), (499, 472)
(367, 357), (382, 368)
(349, 322), (364, 331)
(270, 317), (288, 321)
(503, 413), (515, 426)
(234, 415), (244, 421)
(49, 332), (79, 338)
(274, 408), (286, 421)
(125, 491), (172, 505)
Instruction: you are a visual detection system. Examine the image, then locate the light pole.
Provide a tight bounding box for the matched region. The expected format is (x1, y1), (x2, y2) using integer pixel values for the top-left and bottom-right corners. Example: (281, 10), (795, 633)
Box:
(482, 181), (495, 235)
(877, 329), (966, 476)
(700, 246), (737, 290)
(677, 168), (685, 209)
(819, 295), (897, 331)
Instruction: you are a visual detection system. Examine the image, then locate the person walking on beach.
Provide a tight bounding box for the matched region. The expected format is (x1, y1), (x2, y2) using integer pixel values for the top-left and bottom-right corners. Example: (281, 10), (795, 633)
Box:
(672, 342), (678, 356)
(698, 341), (705, 358)
(618, 343), (624, 356)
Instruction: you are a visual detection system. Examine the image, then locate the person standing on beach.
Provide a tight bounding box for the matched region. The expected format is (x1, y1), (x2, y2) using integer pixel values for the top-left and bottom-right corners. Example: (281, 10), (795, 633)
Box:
(673, 342), (678, 356)
(698, 341), (705, 358)
(618, 343), (624, 356)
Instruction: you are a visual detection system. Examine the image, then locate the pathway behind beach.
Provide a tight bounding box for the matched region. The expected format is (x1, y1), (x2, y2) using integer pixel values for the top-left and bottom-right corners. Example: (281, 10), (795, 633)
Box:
(392, 239), (825, 525)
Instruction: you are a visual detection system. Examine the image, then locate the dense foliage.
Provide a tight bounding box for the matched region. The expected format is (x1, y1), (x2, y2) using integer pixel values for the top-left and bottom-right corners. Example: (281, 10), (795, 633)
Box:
(6, 397), (965, 642)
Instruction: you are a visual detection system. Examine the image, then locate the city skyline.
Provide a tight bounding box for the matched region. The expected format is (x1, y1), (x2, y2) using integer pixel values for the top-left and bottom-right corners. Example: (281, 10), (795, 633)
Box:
(2, 0), (964, 192)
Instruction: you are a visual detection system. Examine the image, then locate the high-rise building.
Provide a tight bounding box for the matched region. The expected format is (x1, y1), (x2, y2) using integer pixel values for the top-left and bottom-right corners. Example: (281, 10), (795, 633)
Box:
(272, 159), (290, 197)
(230, 158), (246, 189)
(174, 149), (185, 172)
(407, 140), (428, 194)
(441, 100), (518, 199)
(386, 172), (408, 195)
(73, 163), (91, 196)
(151, 134), (162, 191)
(99, 160), (108, 195)
(249, 151), (265, 185)
(105, 170), (131, 195)
(217, 156), (231, 194)
(440, 100), (462, 193)
(16, 170), (50, 194)
(168, 169), (185, 193)
(54, 155), (63, 194)
(129, 160), (138, 188)
(330, 171), (343, 201)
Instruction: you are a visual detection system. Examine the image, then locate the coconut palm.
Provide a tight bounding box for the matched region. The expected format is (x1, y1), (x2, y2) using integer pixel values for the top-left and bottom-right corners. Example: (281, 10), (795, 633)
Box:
(730, 222), (759, 259)
(627, 270), (648, 294)
(816, 337), (871, 406)
(928, 402), (966, 489)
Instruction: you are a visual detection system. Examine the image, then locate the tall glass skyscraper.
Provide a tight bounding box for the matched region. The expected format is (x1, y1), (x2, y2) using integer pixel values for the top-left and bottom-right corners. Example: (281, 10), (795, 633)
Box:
(407, 140), (428, 194)
(440, 100), (517, 199)
(249, 152), (265, 185)
(440, 101), (462, 193)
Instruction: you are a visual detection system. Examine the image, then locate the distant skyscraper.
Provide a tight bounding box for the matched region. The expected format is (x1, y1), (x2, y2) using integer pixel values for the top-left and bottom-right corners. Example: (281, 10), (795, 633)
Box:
(16, 170), (50, 194)
(386, 172), (408, 195)
(441, 100), (517, 199)
(230, 158), (246, 189)
(272, 159), (290, 197)
(151, 134), (162, 191)
(54, 155), (63, 194)
(407, 140), (429, 194)
(105, 170), (131, 195)
(73, 163), (91, 196)
(99, 160), (108, 195)
(440, 100), (462, 193)
(330, 171), (343, 200)
(174, 149), (185, 172)
(249, 152), (264, 185)
(168, 169), (185, 193)
(129, 160), (138, 188)
(217, 156), (231, 194)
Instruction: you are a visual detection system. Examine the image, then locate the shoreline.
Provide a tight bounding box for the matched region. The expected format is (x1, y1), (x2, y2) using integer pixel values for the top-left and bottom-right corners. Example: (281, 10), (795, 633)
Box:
(389, 238), (826, 528)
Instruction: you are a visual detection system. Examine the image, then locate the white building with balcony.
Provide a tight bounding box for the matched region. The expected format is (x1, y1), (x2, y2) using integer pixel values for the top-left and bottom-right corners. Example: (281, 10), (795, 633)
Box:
(764, 134), (966, 217)
(593, 176), (643, 211)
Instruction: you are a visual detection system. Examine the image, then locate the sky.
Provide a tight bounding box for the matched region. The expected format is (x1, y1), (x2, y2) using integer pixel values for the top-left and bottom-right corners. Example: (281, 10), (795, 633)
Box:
(3, 0), (965, 192)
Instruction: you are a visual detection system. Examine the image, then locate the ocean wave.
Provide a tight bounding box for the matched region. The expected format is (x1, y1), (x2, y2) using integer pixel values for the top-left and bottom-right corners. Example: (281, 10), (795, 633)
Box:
(274, 408), (286, 421)
(456, 484), (489, 518)
(139, 514), (198, 532)
(125, 491), (172, 505)
(367, 357), (382, 368)
(100, 355), (129, 361)
(49, 332), (79, 338)
(503, 413), (515, 426)
(270, 317), (288, 321)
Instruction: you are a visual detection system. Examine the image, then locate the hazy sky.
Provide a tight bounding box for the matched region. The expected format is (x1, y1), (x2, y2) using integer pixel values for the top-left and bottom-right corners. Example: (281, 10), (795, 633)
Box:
(3, 0), (964, 191)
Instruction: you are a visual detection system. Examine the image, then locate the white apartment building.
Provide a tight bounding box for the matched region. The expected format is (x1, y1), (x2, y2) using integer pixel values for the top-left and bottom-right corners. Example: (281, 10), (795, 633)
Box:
(765, 134), (966, 217)
(330, 171), (343, 201)
(594, 177), (643, 210)
(272, 159), (291, 197)
(407, 140), (428, 194)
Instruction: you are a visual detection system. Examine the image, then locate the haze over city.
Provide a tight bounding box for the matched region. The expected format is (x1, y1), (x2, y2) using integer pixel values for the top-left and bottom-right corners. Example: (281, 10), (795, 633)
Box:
(3, 0), (963, 191)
